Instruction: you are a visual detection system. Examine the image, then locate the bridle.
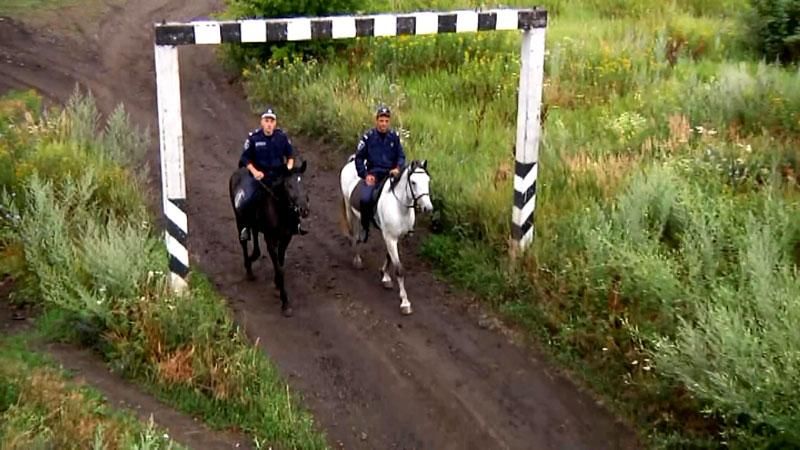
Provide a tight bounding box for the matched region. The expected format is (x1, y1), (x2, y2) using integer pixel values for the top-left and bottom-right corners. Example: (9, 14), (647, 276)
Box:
(392, 165), (431, 209)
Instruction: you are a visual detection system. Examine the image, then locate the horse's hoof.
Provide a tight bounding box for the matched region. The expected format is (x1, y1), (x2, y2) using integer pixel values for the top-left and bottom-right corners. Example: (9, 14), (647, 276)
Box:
(382, 280), (394, 290)
(400, 305), (413, 316)
(282, 306), (294, 318)
(353, 257), (363, 270)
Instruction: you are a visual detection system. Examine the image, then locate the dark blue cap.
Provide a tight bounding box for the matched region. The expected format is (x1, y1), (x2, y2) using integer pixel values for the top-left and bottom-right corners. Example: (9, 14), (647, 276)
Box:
(376, 105), (391, 118)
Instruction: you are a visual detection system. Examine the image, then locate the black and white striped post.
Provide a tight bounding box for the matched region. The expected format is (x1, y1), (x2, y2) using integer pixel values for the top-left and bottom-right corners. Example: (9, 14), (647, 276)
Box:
(153, 8), (547, 291)
(512, 24), (546, 251)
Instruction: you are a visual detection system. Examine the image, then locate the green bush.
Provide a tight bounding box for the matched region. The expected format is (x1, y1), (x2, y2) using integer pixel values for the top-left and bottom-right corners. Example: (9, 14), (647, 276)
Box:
(747, 0), (800, 63)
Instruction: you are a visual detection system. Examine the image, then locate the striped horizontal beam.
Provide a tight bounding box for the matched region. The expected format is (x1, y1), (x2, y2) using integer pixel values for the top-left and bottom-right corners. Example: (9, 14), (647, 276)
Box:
(155, 8), (547, 46)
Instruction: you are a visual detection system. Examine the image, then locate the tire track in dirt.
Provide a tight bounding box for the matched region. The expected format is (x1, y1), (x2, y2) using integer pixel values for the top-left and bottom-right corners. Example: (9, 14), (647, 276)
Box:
(0, 3), (640, 449)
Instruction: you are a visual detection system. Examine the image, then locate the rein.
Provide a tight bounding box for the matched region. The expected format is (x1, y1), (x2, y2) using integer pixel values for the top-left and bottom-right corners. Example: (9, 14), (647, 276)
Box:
(256, 175), (302, 215)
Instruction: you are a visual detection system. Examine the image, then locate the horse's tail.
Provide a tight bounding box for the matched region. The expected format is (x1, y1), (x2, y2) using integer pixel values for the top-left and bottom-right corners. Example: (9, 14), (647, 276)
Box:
(339, 195), (350, 236)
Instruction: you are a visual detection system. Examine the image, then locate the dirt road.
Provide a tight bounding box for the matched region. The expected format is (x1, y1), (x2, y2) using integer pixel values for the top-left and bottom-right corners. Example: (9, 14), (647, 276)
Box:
(0, 2), (639, 449)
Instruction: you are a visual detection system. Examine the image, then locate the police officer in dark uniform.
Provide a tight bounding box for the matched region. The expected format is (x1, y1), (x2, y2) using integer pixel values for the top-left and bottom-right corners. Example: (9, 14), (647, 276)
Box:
(354, 105), (406, 243)
(237, 106), (306, 241)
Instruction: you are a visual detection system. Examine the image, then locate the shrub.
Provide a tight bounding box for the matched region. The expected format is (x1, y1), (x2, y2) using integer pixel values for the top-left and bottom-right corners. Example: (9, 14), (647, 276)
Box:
(746, 0), (800, 63)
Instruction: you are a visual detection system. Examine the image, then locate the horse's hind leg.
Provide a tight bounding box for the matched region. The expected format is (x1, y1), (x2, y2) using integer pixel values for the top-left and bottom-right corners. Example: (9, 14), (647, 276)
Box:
(385, 236), (412, 315)
(381, 253), (393, 289)
(347, 202), (364, 270)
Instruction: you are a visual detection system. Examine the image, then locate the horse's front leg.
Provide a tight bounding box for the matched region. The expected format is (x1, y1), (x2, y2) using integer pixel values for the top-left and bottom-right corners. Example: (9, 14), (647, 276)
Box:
(381, 253), (393, 289)
(267, 239), (292, 317)
(239, 230), (256, 281)
(385, 235), (412, 315)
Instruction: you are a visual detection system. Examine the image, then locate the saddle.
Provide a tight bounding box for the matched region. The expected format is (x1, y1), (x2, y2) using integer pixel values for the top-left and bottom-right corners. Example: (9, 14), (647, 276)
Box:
(349, 177), (391, 208)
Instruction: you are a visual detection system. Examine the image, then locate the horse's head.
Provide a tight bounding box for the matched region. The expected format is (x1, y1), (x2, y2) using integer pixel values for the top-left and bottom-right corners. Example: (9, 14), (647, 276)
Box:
(285, 159), (310, 218)
(407, 160), (434, 213)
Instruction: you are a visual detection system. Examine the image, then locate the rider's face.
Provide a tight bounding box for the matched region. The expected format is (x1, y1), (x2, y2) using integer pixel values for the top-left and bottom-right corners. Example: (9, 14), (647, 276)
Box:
(261, 117), (276, 135)
(376, 116), (390, 133)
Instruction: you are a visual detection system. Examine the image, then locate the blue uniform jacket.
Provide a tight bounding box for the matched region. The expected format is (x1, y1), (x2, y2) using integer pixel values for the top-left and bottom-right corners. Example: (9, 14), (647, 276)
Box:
(354, 128), (406, 179)
(239, 128), (295, 176)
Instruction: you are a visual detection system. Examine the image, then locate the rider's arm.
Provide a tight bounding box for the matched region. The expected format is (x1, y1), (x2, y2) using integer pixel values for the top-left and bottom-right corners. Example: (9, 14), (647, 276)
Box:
(239, 135), (254, 168)
(241, 135), (262, 178)
(355, 132), (369, 179)
(394, 133), (406, 170)
(284, 134), (296, 170)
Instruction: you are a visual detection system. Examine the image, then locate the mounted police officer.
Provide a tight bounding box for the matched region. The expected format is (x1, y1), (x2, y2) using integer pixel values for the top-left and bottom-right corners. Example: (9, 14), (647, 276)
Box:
(236, 106), (307, 241)
(354, 105), (406, 243)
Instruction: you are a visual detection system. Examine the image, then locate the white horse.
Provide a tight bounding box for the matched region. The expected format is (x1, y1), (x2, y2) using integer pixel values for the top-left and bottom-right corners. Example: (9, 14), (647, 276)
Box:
(339, 157), (434, 315)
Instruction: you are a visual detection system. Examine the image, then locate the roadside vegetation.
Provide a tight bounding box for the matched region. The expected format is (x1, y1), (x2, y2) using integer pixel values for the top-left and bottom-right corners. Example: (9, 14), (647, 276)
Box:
(0, 334), (184, 450)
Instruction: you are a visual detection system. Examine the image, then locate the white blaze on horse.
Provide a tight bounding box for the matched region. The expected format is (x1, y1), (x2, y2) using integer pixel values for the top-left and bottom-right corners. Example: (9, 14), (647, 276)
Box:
(339, 157), (434, 315)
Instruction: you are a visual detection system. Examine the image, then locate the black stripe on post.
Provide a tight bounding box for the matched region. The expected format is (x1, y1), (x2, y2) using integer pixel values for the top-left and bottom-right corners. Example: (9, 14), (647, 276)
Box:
(220, 23), (241, 43)
(168, 198), (187, 213)
(518, 9), (548, 29)
(511, 212), (534, 240)
(515, 161), (536, 179)
(477, 13), (497, 31)
(437, 14), (457, 33)
(514, 181), (537, 207)
(311, 20), (333, 39)
(166, 220), (188, 247)
(266, 21), (288, 41)
(155, 25), (195, 45)
(169, 256), (190, 278)
(355, 17), (375, 37)
(397, 16), (416, 35)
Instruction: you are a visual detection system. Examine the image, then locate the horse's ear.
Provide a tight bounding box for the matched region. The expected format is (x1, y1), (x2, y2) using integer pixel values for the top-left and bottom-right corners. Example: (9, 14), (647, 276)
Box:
(421, 159), (428, 170)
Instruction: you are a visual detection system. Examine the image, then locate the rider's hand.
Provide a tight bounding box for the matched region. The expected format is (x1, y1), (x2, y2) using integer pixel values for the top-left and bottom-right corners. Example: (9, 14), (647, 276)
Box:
(389, 168), (400, 177)
(366, 174), (376, 186)
(254, 170), (265, 180)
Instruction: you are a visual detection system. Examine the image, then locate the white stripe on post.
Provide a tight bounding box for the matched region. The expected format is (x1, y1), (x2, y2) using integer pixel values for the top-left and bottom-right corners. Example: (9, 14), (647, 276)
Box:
(496, 9), (519, 30)
(193, 22), (222, 44)
(166, 233), (190, 268)
(513, 193), (537, 228)
(456, 11), (479, 32)
(332, 16), (357, 38)
(373, 14), (397, 36)
(240, 19), (267, 42)
(154, 44), (189, 292)
(287, 18), (312, 41)
(514, 168), (537, 194)
(512, 27), (547, 252)
(164, 199), (188, 233)
(415, 12), (438, 34)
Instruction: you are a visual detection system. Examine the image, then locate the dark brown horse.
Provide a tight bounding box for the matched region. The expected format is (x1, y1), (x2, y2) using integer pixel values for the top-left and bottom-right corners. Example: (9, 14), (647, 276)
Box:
(228, 160), (309, 317)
